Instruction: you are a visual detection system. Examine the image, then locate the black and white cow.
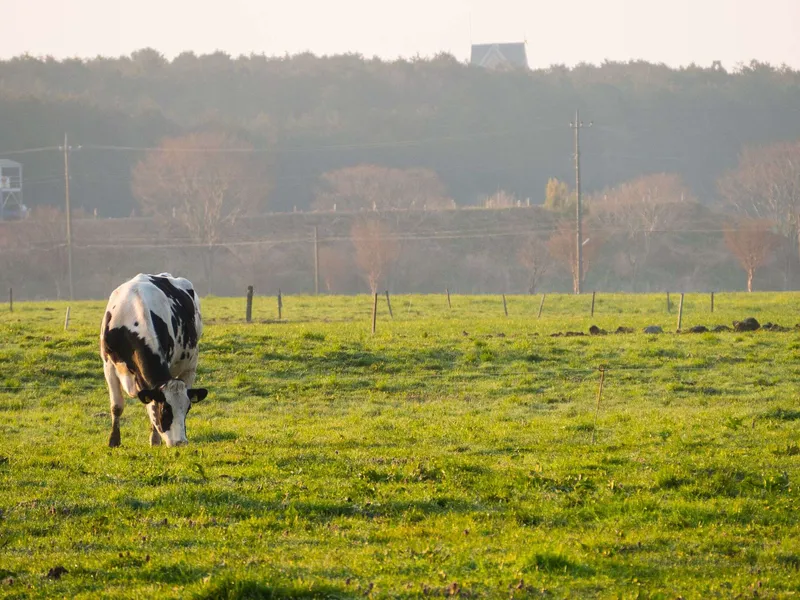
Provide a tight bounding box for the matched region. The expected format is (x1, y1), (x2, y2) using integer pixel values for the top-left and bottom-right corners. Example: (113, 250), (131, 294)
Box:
(100, 273), (208, 447)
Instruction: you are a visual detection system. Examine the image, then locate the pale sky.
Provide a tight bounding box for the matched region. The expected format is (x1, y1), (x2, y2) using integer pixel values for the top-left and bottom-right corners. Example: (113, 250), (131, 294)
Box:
(2, 0), (799, 70)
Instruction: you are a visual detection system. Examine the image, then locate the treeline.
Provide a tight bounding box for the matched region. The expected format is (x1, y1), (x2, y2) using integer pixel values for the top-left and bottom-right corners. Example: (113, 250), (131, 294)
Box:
(3, 52), (800, 216)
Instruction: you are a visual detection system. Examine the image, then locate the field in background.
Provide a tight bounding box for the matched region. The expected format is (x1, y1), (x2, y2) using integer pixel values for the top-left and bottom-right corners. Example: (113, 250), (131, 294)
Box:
(1, 293), (799, 599)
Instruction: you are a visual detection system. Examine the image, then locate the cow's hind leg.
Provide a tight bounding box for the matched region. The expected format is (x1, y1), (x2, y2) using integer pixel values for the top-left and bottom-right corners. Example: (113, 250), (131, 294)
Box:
(104, 361), (125, 447)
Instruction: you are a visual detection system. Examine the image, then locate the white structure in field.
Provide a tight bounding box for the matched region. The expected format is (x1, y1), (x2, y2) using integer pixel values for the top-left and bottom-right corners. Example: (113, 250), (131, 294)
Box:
(0, 159), (26, 220)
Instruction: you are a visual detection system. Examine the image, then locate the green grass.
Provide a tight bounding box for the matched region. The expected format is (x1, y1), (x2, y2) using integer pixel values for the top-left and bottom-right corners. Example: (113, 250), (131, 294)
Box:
(1, 292), (799, 598)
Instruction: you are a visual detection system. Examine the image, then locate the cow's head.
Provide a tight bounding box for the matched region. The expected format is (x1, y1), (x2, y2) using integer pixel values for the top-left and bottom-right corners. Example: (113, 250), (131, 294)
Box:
(138, 379), (207, 447)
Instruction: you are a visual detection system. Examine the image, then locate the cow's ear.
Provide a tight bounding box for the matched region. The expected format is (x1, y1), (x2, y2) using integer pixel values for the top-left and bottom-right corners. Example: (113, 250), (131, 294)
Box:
(188, 388), (208, 403)
(138, 389), (166, 404)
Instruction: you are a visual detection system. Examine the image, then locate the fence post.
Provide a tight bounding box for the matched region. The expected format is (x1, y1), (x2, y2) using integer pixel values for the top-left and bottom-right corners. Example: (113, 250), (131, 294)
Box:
(8, 288), (11, 312)
(277, 289), (282, 321)
(537, 294), (546, 319)
(446, 288), (451, 310)
(371, 292), (378, 334)
(502, 294), (508, 317)
(246, 286), (253, 323)
(591, 291), (596, 317)
(64, 306), (71, 331)
(667, 292), (671, 313)
(385, 290), (393, 319)
(677, 293), (685, 331)
(710, 292), (714, 313)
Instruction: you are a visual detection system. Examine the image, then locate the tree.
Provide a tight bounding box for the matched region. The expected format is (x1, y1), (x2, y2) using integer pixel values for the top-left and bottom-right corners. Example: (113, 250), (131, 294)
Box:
(482, 190), (520, 209)
(131, 131), (271, 292)
(319, 245), (354, 293)
(543, 178), (575, 214)
(718, 141), (800, 260)
(351, 218), (399, 293)
(547, 221), (604, 294)
(517, 235), (551, 293)
(723, 219), (780, 292)
(590, 173), (690, 289)
(26, 206), (68, 298)
(314, 165), (453, 212)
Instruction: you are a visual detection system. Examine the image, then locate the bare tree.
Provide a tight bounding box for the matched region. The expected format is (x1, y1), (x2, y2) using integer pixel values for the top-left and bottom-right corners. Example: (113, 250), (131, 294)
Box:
(591, 173), (690, 289)
(319, 245), (353, 293)
(351, 218), (399, 293)
(517, 235), (551, 293)
(314, 165), (453, 212)
(718, 141), (800, 260)
(27, 206), (68, 298)
(547, 221), (604, 294)
(723, 219), (780, 292)
(131, 131), (271, 292)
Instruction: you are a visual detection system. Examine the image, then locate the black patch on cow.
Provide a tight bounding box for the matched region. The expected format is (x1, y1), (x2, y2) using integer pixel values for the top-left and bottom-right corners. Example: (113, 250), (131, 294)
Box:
(160, 401), (174, 433)
(103, 326), (171, 390)
(150, 311), (175, 362)
(147, 276), (198, 349)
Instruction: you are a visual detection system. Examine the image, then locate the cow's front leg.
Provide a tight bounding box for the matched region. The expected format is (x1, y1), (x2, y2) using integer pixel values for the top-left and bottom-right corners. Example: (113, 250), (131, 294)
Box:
(104, 361), (126, 447)
(146, 403), (162, 446)
(150, 423), (162, 446)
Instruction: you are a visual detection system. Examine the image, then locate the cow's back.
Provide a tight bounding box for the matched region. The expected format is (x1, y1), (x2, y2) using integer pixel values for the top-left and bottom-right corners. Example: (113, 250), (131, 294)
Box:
(101, 273), (201, 391)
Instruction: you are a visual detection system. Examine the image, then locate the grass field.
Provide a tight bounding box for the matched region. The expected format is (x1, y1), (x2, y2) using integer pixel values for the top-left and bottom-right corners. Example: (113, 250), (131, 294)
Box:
(1, 292), (799, 599)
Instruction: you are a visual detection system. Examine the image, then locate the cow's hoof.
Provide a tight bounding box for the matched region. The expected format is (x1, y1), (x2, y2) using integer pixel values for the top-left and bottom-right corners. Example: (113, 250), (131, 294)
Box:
(108, 433), (121, 448)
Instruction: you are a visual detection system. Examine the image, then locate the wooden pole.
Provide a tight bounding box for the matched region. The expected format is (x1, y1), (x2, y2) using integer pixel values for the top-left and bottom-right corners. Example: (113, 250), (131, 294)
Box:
(8, 288), (11, 312)
(371, 292), (378, 334)
(677, 293), (685, 331)
(710, 291), (714, 313)
(277, 289), (282, 321)
(385, 290), (393, 319)
(246, 286), (253, 323)
(590, 291), (596, 317)
(537, 294), (546, 319)
(666, 292), (671, 313)
(502, 294), (508, 317)
(64, 306), (70, 330)
(446, 288), (451, 310)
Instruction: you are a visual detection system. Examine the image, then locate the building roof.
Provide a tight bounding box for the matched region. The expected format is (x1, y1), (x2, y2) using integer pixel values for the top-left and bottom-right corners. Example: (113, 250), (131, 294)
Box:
(470, 43), (528, 70)
(0, 159), (22, 168)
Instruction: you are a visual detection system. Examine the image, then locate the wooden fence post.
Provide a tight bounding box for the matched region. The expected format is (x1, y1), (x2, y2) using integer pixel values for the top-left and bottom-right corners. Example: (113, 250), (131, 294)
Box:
(502, 294), (508, 317)
(385, 290), (393, 319)
(537, 294), (546, 319)
(710, 292), (714, 313)
(246, 286), (253, 323)
(8, 288), (11, 312)
(677, 293), (685, 331)
(371, 292), (378, 334)
(446, 288), (451, 310)
(277, 289), (282, 321)
(591, 291), (596, 317)
(64, 306), (71, 331)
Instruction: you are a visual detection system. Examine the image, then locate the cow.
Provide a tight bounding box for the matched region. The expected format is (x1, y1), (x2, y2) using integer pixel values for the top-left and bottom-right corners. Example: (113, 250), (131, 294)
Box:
(100, 273), (208, 448)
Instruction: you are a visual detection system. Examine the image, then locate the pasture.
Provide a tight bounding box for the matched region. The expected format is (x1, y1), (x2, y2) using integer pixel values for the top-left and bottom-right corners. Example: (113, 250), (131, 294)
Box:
(1, 293), (799, 599)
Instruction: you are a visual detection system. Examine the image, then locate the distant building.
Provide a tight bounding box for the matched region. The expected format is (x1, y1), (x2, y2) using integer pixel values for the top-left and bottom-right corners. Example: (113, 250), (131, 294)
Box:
(470, 42), (528, 70)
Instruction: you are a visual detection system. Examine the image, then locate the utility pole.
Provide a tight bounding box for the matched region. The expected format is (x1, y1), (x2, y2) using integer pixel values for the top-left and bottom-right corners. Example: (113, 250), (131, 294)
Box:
(61, 134), (82, 301)
(63, 133), (74, 301)
(570, 110), (592, 294)
(313, 225), (320, 295)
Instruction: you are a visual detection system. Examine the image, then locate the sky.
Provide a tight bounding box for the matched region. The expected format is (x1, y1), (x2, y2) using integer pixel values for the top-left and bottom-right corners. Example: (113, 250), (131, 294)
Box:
(2, 0), (800, 70)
